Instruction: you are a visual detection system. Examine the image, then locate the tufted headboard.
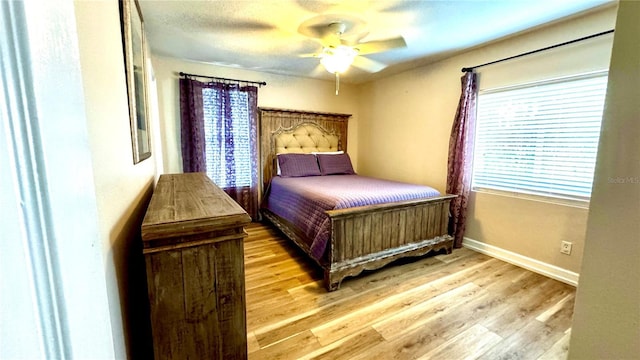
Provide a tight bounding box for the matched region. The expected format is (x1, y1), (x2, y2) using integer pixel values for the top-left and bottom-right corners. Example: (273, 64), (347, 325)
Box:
(274, 122), (340, 154)
(259, 108), (351, 194)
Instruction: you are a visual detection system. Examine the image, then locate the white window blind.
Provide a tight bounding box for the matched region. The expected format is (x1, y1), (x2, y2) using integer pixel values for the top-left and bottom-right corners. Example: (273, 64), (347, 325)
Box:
(202, 87), (252, 188)
(472, 72), (608, 200)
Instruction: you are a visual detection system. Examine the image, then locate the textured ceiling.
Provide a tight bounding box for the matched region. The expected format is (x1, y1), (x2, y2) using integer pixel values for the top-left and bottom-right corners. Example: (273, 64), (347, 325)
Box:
(139, 0), (614, 84)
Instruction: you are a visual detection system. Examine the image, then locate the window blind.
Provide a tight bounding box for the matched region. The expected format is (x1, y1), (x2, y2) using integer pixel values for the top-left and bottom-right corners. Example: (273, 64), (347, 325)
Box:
(472, 72), (608, 200)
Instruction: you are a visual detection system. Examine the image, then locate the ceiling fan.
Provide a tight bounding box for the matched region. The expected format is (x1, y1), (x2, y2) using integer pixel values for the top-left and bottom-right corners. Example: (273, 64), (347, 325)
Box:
(297, 14), (407, 94)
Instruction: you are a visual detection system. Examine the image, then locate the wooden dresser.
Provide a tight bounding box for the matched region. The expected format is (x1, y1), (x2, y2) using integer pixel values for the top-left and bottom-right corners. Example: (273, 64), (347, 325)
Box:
(141, 173), (252, 360)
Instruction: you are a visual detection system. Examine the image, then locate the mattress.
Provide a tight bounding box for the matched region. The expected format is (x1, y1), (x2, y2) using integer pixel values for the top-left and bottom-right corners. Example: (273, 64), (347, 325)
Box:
(262, 174), (441, 260)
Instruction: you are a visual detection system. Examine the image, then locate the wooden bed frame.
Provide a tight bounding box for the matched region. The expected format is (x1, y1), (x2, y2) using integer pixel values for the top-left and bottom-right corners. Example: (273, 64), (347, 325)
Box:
(259, 108), (455, 291)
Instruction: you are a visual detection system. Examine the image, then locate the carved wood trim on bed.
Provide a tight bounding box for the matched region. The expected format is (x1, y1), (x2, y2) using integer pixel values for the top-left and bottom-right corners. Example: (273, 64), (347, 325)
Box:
(259, 107), (350, 193)
(259, 108), (455, 291)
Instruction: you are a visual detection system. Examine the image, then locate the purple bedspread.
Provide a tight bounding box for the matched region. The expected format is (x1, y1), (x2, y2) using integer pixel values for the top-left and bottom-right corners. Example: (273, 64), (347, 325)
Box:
(262, 175), (441, 261)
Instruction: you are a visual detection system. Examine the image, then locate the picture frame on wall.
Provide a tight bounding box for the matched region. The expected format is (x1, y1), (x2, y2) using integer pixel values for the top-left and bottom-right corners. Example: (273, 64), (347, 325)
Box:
(120, 0), (151, 164)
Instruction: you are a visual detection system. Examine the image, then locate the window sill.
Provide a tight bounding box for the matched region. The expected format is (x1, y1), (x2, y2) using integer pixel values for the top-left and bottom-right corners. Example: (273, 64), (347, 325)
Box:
(472, 187), (590, 209)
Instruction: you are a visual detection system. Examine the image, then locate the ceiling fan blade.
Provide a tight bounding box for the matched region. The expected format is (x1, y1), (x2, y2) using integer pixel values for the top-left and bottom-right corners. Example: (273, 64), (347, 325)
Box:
(340, 31), (370, 46)
(215, 20), (276, 32)
(320, 32), (342, 48)
(299, 52), (322, 58)
(355, 36), (406, 55)
(301, 23), (339, 47)
(298, 14), (367, 39)
(351, 56), (387, 73)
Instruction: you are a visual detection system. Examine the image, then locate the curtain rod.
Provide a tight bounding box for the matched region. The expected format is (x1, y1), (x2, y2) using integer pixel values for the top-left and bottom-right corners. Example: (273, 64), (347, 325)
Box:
(179, 71), (266, 87)
(461, 29), (614, 73)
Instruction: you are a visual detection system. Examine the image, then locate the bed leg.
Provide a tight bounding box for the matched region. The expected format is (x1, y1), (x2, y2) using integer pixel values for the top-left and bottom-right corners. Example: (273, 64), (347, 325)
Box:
(324, 270), (341, 291)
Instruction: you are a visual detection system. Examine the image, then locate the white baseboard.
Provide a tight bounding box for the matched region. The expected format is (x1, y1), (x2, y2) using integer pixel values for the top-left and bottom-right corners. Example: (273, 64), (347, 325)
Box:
(462, 237), (579, 287)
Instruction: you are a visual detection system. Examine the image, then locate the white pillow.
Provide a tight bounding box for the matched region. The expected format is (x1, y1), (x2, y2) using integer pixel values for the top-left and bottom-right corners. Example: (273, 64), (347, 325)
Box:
(276, 154), (282, 176)
(310, 151), (344, 155)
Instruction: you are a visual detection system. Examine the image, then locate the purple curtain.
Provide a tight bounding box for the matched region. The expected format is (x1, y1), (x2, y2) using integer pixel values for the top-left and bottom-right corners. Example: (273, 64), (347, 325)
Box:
(446, 71), (478, 248)
(179, 78), (259, 219)
(180, 78), (207, 172)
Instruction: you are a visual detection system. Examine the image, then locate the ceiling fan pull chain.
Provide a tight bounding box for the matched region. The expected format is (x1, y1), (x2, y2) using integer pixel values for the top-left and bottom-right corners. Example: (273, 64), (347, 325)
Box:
(335, 72), (340, 95)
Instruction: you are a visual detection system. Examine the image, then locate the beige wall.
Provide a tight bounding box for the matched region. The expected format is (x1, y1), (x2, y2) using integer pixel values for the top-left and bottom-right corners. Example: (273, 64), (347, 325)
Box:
(570, 1), (640, 357)
(75, 1), (157, 358)
(151, 56), (360, 175)
(357, 5), (617, 276)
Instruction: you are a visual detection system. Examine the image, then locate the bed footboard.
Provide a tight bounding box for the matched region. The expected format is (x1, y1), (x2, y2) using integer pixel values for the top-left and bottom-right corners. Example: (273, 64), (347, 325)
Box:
(262, 194), (456, 291)
(324, 195), (456, 291)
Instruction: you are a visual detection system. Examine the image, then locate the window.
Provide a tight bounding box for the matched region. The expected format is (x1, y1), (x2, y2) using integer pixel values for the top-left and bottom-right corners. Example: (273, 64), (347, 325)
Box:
(202, 87), (254, 188)
(180, 79), (259, 219)
(472, 71), (608, 201)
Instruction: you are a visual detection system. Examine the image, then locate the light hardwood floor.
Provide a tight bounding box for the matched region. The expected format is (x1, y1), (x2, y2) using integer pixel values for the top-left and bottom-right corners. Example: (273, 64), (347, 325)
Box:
(244, 222), (576, 360)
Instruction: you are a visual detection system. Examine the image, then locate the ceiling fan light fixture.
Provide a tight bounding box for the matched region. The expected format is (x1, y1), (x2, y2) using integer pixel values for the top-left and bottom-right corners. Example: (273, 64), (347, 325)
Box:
(320, 45), (358, 74)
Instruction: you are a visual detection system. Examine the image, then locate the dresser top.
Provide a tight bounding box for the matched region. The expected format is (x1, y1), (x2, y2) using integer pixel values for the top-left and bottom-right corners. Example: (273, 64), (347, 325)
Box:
(141, 173), (251, 243)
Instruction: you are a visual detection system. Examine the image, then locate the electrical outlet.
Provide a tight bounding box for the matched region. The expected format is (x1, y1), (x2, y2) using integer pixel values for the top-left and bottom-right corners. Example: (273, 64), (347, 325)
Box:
(561, 241), (572, 255)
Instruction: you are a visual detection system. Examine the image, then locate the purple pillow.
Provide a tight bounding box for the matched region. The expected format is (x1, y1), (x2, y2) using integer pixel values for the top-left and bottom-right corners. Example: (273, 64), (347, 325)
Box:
(277, 153), (321, 177)
(317, 153), (355, 175)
